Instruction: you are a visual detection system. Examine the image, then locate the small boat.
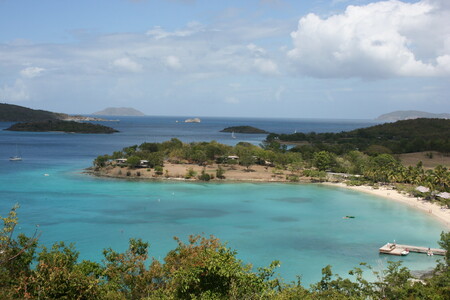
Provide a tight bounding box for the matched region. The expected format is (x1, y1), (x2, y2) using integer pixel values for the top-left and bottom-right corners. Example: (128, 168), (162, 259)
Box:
(343, 216), (355, 219)
(401, 249), (409, 256)
(231, 132), (236, 139)
(9, 145), (22, 161)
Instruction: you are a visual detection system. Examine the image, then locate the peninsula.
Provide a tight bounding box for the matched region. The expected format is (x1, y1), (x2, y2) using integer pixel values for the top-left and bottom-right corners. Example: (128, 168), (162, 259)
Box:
(220, 126), (268, 134)
(0, 103), (108, 122)
(6, 120), (119, 134)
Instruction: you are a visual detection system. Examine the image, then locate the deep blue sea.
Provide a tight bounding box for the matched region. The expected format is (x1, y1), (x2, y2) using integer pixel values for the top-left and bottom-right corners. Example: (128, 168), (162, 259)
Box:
(0, 116), (445, 285)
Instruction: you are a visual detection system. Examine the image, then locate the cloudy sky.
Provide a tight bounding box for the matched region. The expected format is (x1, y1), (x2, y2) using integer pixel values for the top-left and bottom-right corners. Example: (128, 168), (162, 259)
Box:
(0, 0), (449, 119)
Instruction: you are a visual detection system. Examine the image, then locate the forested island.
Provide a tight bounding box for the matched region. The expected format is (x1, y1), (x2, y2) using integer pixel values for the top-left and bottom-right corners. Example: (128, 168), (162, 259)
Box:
(221, 125), (268, 134)
(5, 120), (119, 134)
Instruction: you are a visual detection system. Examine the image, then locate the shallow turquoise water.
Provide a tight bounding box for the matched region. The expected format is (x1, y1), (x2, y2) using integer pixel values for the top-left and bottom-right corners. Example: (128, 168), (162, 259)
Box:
(0, 163), (445, 285)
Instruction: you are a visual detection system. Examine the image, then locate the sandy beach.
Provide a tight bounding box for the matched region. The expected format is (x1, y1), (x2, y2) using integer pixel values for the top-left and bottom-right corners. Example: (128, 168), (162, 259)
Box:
(91, 163), (450, 229)
(323, 182), (450, 229)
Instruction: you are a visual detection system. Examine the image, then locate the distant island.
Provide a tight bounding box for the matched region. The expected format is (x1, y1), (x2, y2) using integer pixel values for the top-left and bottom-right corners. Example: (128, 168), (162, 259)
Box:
(376, 110), (450, 121)
(5, 120), (119, 134)
(220, 126), (268, 134)
(185, 118), (201, 123)
(93, 107), (145, 116)
(0, 103), (108, 122)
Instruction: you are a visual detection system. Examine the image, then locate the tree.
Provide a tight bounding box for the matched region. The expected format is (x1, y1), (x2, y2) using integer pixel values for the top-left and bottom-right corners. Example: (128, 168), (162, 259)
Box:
(313, 151), (335, 171)
(127, 156), (141, 168)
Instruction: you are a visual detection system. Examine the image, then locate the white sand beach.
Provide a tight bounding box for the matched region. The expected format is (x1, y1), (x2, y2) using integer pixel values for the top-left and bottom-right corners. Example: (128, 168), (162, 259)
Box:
(323, 182), (450, 229)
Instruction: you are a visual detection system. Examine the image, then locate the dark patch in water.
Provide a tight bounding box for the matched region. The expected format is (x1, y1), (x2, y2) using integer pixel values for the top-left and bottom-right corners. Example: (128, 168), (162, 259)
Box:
(271, 216), (299, 222)
(166, 208), (228, 219)
(272, 197), (311, 204)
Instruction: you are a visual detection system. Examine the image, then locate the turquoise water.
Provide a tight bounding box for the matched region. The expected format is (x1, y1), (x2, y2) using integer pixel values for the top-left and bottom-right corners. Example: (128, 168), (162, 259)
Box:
(1, 163), (445, 285)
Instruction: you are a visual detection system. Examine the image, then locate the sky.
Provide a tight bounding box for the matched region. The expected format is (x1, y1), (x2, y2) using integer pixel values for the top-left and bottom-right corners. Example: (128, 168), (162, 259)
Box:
(0, 0), (449, 119)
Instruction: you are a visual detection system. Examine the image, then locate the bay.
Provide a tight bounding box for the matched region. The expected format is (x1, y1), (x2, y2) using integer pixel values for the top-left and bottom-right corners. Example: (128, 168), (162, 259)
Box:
(0, 116), (445, 285)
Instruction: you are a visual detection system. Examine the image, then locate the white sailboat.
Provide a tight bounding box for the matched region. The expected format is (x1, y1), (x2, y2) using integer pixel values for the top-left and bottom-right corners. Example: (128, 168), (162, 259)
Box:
(231, 131), (236, 139)
(9, 145), (22, 161)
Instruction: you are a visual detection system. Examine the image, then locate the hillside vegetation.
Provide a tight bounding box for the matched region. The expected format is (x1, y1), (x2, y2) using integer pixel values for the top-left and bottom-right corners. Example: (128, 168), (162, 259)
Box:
(6, 120), (118, 134)
(267, 118), (450, 154)
(0, 103), (63, 122)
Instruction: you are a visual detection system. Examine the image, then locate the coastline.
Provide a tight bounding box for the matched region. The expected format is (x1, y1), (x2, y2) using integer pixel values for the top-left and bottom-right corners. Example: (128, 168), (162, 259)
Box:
(90, 163), (450, 230)
(322, 182), (450, 229)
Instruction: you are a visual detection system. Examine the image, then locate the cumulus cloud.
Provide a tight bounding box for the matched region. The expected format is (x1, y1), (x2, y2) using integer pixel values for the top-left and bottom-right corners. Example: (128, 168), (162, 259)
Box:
(0, 79), (30, 101)
(20, 66), (45, 78)
(112, 57), (143, 72)
(288, 0), (450, 78)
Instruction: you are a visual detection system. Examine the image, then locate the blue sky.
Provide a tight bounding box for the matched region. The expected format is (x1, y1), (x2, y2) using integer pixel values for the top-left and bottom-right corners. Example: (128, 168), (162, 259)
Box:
(0, 0), (449, 119)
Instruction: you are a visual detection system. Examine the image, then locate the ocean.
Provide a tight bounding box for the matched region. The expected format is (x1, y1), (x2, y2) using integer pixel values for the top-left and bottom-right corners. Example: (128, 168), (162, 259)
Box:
(0, 116), (445, 285)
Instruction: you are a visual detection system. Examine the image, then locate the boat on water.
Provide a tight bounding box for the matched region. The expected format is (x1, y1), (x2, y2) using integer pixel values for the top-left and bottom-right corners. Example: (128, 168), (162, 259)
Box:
(232, 132), (236, 139)
(9, 145), (22, 161)
(401, 249), (410, 256)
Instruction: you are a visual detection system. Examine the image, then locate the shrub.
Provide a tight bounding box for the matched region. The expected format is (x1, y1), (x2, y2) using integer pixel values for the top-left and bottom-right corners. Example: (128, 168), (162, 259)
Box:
(185, 168), (197, 179)
(154, 166), (163, 175)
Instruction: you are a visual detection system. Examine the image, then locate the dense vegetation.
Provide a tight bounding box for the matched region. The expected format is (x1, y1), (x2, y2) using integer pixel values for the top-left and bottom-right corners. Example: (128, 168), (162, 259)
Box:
(0, 206), (449, 299)
(267, 118), (450, 154)
(220, 126), (268, 134)
(0, 103), (64, 122)
(6, 120), (119, 134)
(94, 138), (450, 206)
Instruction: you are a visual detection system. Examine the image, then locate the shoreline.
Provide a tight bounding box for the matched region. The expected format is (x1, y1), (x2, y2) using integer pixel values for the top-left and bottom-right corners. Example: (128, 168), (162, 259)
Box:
(322, 182), (450, 229)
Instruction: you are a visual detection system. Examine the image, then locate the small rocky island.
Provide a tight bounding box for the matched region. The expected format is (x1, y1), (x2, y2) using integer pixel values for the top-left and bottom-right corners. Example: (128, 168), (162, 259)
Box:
(5, 120), (119, 134)
(220, 126), (268, 134)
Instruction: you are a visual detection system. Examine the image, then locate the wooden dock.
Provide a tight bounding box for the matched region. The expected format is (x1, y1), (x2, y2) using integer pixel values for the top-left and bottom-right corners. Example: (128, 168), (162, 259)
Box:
(379, 243), (446, 256)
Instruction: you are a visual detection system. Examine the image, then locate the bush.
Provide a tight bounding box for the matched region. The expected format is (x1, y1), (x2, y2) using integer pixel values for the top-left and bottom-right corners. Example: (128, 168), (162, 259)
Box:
(154, 166), (163, 175)
(198, 170), (211, 181)
(185, 168), (197, 179)
(126, 171), (131, 176)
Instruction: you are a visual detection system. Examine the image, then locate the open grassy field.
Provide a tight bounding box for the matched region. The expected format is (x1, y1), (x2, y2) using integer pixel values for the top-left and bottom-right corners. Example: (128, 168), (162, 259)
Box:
(399, 151), (450, 169)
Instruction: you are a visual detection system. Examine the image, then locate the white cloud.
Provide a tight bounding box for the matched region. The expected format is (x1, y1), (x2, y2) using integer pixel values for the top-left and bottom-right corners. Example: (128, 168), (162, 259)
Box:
(20, 66), (45, 78)
(165, 55), (182, 70)
(0, 79), (30, 101)
(254, 58), (279, 75)
(275, 86), (285, 101)
(288, 0), (450, 78)
(112, 57), (143, 72)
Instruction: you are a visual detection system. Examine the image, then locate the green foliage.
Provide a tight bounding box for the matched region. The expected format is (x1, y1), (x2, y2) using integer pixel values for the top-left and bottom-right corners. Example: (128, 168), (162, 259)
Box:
(185, 168), (197, 179)
(267, 118), (450, 154)
(198, 169), (211, 181)
(313, 151), (335, 171)
(126, 156), (141, 168)
(216, 166), (226, 179)
(154, 165), (164, 175)
(94, 154), (110, 167)
(6, 120), (119, 134)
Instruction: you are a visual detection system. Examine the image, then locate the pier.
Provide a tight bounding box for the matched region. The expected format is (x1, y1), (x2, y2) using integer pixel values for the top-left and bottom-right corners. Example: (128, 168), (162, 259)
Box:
(379, 243), (446, 256)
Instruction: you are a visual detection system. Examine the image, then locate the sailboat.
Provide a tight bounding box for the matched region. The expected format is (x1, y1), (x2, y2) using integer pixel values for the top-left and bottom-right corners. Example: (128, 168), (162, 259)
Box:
(231, 132), (236, 139)
(9, 145), (22, 161)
